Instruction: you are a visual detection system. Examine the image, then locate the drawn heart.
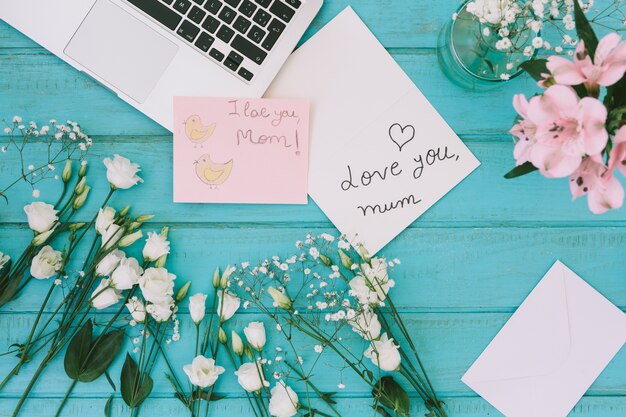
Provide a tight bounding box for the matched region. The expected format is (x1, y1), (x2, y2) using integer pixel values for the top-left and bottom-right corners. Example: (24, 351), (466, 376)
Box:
(388, 123), (415, 152)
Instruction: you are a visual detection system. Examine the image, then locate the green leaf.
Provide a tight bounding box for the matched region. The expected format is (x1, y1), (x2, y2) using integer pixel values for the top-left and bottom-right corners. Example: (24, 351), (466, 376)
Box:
(121, 354), (154, 408)
(79, 329), (125, 382)
(104, 396), (113, 417)
(64, 320), (93, 380)
(504, 162), (538, 179)
(519, 59), (548, 81)
(105, 371), (117, 391)
(364, 369), (375, 382)
(372, 405), (393, 417)
(574, 0), (598, 59)
(373, 376), (411, 417)
(198, 391), (225, 401)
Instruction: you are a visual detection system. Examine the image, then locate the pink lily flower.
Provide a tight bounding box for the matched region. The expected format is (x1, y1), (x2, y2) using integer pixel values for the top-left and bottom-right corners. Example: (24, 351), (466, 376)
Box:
(510, 85), (608, 178)
(569, 154), (624, 214)
(546, 33), (626, 92)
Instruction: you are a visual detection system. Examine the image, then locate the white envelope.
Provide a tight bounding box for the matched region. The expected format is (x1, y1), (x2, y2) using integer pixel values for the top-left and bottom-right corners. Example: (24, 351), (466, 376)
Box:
(462, 261), (626, 417)
(266, 7), (479, 254)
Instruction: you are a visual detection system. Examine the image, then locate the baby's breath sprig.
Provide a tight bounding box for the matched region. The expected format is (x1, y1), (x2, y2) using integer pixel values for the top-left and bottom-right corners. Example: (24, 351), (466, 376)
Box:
(0, 116), (92, 202)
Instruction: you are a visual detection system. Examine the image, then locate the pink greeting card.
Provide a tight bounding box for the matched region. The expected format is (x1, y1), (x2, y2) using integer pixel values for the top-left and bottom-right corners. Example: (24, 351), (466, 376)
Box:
(173, 97), (310, 204)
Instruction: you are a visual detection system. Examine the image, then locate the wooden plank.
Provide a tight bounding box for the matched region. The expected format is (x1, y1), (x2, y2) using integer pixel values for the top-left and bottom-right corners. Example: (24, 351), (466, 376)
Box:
(0, 51), (536, 137)
(0, 139), (618, 225)
(1, 226), (625, 313)
(4, 396), (626, 417)
(1, 313), (625, 398)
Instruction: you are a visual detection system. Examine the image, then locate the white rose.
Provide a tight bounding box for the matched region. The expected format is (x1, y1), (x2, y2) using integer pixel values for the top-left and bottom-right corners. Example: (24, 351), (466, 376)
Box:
(183, 355), (225, 388)
(146, 299), (174, 322)
(189, 292), (207, 324)
(217, 291), (240, 322)
(96, 249), (126, 276)
(139, 267), (176, 303)
(24, 202), (58, 233)
(101, 224), (124, 249)
(142, 231), (170, 262)
(111, 257), (143, 290)
(244, 321), (266, 351)
(126, 297), (146, 322)
(0, 252), (10, 271)
(30, 245), (62, 279)
(103, 154), (143, 190)
(235, 362), (268, 392)
(95, 207), (116, 235)
(269, 381), (299, 417)
(364, 333), (401, 371)
(91, 278), (122, 310)
(349, 310), (381, 340)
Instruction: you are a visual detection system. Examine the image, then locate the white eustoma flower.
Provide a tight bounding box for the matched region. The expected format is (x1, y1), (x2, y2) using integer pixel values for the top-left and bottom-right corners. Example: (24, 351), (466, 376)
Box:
(138, 267), (176, 303)
(364, 333), (401, 371)
(146, 299), (174, 322)
(217, 291), (240, 322)
(101, 224), (124, 249)
(183, 355), (225, 388)
(142, 231), (170, 262)
(30, 245), (62, 279)
(103, 154), (142, 190)
(0, 252), (10, 271)
(235, 362), (268, 392)
(189, 292), (207, 324)
(244, 322), (266, 351)
(24, 202), (58, 233)
(96, 249), (126, 277)
(349, 310), (382, 340)
(269, 381), (299, 417)
(349, 257), (395, 306)
(126, 297), (146, 322)
(111, 257), (143, 290)
(95, 207), (116, 235)
(91, 278), (122, 310)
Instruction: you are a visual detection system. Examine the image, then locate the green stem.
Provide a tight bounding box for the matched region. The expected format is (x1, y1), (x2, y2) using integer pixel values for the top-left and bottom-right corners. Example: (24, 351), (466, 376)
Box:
(53, 379), (78, 417)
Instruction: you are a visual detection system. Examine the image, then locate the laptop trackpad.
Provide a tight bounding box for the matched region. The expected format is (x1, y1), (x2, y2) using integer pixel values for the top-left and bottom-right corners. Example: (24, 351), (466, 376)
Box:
(64, 0), (178, 103)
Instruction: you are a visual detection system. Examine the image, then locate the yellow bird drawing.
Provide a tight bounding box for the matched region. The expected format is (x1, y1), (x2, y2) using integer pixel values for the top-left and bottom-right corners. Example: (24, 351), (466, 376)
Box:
(194, 154), (233, 188)
(184, 115), (216, 147)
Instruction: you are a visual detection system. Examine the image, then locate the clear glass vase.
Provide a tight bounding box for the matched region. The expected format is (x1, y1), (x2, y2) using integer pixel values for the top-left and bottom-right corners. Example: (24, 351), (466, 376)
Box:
(437, 0), (534, 89)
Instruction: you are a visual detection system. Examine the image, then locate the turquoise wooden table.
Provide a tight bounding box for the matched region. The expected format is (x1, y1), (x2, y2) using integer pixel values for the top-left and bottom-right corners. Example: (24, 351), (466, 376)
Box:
(1, 1), (626, 416)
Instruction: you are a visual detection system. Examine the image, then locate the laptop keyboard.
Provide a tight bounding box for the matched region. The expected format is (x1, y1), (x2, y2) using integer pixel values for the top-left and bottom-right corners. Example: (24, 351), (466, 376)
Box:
(126, 0), (300, 82)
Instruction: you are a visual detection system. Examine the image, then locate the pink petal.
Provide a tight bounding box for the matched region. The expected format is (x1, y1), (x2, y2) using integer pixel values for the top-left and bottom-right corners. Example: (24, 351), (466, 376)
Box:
(594, 33), (622, 65)
(577, 97), (608, 155)
(609, 126), (626, 176)
(544, 85), (579, 113)
(546, 56), (586, 85)
(597, 61), (626, 86)
(588, 175), (624, 214)
(530, 143), (582, 178)
(513, 94), (529, 118)
(513, 137), (534, 164)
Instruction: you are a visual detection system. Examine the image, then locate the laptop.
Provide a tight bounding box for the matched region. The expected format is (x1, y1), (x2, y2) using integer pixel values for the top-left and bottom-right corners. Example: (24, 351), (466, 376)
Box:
(0, 0), (323, 131)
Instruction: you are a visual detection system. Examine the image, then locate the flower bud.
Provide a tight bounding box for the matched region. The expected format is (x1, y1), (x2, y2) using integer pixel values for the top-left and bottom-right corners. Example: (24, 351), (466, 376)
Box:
(357, 244), (371, 262)
(135, 214), (154, 223)
(62, 160), (72, 183)
(32, 229), (54, 246)
(244, 345), (254, 360)
(338, 249), (353, 269)
(219, 328), (227, 344)
(220, 265), (233, 289)
(128, 221), (141, 231)
(154, 254), (167, 268)
(72, 186), (90, 210)
(78, 162), (87, 178)
(232, 331), (244, 356)
(176, 281), (191, 302)
(118, 205), (130, 218)
(268, 287), (292, 310)
(69, 223), (86, 233)
(74, 177), (86, 195)
(212, 267), (220, 289)
(319, 254), (332, 266)
(159, 227), (169, 239)
(118, 230), (142, 248)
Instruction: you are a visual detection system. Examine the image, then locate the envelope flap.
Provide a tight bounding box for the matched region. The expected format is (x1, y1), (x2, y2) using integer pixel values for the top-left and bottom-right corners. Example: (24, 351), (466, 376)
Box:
(462, 262), (573, 384)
